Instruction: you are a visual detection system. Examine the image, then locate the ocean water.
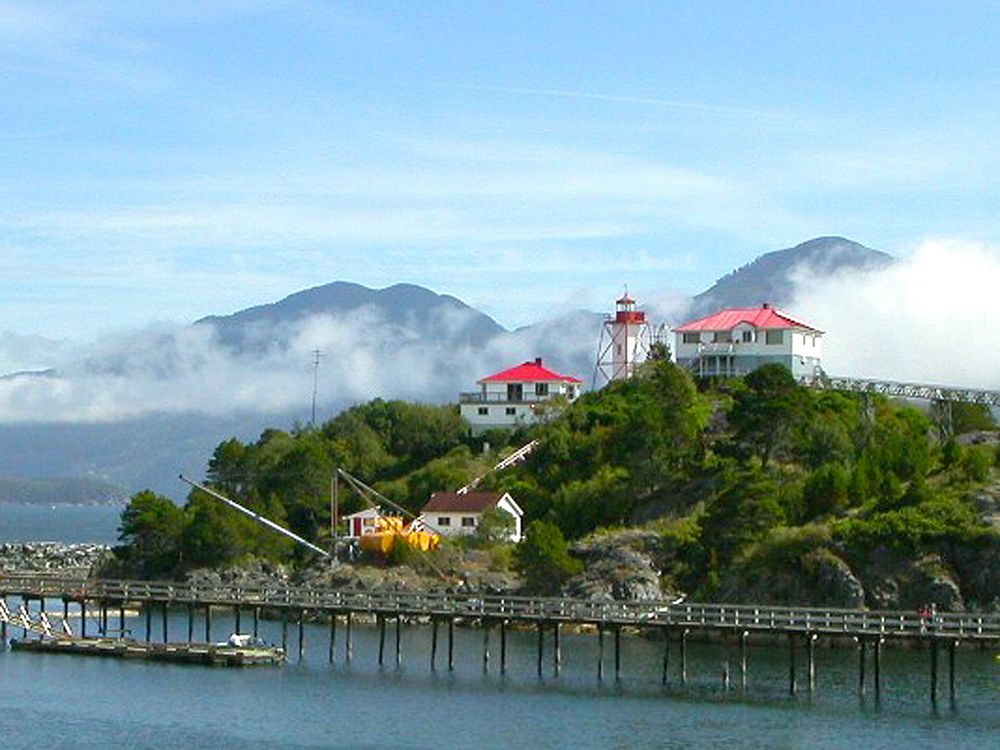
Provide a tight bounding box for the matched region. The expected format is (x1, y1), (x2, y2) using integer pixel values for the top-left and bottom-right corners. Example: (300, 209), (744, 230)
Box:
(0, 503), (122, 544)
(1, 505), (998, 749)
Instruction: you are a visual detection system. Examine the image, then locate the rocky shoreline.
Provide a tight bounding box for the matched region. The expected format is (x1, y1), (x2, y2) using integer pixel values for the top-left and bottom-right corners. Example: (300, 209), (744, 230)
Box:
(0, 542), (112, 577)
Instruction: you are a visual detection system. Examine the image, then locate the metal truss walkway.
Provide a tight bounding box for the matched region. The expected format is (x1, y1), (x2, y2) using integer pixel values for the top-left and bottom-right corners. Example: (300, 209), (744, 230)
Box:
(798, 373), (1000, 408)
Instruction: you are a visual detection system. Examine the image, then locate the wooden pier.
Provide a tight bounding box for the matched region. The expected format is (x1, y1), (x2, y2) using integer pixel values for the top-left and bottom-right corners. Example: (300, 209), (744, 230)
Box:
(2, 574), (998, 704)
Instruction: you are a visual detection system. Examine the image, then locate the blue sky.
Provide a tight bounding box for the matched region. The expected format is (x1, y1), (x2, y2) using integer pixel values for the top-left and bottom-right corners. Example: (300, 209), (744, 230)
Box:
(2, 1), (998, 340)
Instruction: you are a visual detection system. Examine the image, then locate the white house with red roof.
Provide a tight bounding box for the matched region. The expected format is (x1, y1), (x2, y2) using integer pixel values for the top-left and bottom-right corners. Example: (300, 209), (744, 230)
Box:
(421, 491), (524, 542)
(674, 303), (823, 378)
(459, 357), (582, 434)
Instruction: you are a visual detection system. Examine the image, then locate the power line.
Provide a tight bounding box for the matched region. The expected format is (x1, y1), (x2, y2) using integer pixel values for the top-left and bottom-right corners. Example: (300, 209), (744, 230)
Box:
(310, 349), (323, 426)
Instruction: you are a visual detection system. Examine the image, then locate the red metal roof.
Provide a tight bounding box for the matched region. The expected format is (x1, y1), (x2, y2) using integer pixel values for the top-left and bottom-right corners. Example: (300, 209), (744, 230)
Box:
(479, 358), (582, 384)
(674, 305), (821, 333)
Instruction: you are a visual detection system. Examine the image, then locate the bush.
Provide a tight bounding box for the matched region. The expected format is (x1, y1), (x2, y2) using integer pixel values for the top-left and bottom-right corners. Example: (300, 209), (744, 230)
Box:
(802, 463), (851, 519)
(515, 520), (582, 594)
(959, 446), (993, 483)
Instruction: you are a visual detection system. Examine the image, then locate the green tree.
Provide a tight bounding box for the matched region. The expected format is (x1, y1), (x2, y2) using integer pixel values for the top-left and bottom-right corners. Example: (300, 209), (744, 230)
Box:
(474, 507), (516, 545)
(117, 491), (186, 577)
(802, 462), (851, 519)
(515, 520), (582, 594)
(728, 364), (808, 467)
(951, 403), (997, 435)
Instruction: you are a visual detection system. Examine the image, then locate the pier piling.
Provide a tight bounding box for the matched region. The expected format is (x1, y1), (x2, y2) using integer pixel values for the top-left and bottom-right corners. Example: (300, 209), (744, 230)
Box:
(482, 619), (490, 672)
(874, 638), (882, 703)
(680, 629), (688, 685)
(329, 614), (336, 664)
(740, 631), (748, 691)
(500, 619), (508, 675)
(598, 627), (605, 681)
(788, 634), (797, 696)
(553, 623), (561, 677)
(447, 617), (454, 672)
(614, 626), (622, 682)
(858, 638), (867, 698)
(430, 619), (438, 671)
(345, 612), (353, 663)
(949, 640), (957, 708)
(298, 610), (305, 660)
(930, 638), (939, 706)
(536, 622), (543, 677)
(377, 615), (386, 667)
(394, 615), (401, 667)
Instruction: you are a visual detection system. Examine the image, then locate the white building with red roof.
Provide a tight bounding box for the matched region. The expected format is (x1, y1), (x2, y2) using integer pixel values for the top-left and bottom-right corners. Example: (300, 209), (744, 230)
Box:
(421, 491), (524, 542)
(673, 303), (823, 378)
(459, 357), (582, 434)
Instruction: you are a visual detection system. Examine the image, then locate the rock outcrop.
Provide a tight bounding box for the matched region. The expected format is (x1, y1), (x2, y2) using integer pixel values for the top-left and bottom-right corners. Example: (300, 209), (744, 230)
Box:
(566, 530), (670, 602)
(0, 542), (111, 577)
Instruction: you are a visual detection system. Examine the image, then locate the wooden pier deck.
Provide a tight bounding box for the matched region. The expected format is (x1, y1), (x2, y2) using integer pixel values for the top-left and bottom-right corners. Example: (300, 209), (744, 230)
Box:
(2, 574), (998, 703)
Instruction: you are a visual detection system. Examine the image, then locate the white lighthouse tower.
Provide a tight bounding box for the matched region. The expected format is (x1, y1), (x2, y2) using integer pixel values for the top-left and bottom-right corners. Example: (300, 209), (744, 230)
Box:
(593, 290), (651, 386)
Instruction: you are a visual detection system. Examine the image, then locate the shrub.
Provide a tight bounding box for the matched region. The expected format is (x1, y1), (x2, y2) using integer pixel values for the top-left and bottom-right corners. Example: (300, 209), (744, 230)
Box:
(802, 463), (851, 519)
(515, 520), (582, 594)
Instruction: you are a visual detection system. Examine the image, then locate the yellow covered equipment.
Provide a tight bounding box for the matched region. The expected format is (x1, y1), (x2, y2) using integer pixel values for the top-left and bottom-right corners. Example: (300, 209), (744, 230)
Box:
(358, 515), (440, 555)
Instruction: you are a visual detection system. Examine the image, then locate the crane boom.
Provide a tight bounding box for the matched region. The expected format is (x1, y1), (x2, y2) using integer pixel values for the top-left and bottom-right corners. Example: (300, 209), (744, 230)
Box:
(179, 474), (330, 558)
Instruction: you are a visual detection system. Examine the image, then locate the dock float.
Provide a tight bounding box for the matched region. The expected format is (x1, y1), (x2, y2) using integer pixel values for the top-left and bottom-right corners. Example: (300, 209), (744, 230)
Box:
(10, 636), (284, 666)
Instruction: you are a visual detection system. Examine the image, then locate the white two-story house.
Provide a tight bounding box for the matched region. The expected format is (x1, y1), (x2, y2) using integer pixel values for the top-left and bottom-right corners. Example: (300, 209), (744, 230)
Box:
(673, 303), (823, 378)
(459, 357), (581, 435)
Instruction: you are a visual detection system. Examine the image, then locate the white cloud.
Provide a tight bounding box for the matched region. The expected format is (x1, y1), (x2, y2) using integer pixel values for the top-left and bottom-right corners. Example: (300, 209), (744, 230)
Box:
(0, 305), (603, 424)
(790, 238), (1000, 389)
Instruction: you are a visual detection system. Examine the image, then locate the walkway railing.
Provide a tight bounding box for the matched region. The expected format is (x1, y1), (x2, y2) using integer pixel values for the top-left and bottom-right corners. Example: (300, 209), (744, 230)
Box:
(2, 575), (998, 642)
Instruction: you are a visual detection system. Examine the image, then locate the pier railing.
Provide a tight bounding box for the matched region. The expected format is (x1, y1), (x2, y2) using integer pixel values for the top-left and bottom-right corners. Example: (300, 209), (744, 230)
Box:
(2, 574), (998, 642)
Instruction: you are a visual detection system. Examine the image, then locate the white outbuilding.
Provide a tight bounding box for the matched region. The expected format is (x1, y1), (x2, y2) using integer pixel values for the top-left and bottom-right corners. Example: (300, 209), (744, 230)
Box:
(420, 491), (524, 543)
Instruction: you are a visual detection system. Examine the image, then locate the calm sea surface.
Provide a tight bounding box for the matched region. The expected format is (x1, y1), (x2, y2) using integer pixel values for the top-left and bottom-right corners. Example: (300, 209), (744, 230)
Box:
(1, 505), (998, 749)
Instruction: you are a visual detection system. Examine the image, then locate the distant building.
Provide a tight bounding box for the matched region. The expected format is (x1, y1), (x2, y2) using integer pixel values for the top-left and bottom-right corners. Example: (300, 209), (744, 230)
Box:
(459, 357), (581, 435)
(341, 508), (382, 538)
(673, 303), (823, 378)
(421, 491), (524, 542)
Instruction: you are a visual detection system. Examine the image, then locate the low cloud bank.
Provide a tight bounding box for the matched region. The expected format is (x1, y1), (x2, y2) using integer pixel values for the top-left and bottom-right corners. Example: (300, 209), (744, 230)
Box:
(790, 238), (1000, 389)
(3, 237), (996, 424)
(0, 306), (600, 424)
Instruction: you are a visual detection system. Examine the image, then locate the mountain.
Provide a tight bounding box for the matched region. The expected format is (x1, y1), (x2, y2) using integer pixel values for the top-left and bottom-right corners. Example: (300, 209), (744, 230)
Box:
(197, 281), (505, 353)
(687, 236), (893, 319)
(0, 476), (127, 506)
(0, 238), (894, 499)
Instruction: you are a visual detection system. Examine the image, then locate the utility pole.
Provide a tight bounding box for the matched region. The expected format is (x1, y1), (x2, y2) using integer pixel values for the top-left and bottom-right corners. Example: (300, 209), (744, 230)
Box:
(310, 349), (323, 427)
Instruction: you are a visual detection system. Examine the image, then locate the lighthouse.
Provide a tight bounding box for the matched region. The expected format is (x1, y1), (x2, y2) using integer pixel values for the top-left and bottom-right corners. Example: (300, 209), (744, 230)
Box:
(593, 290), (651, 386)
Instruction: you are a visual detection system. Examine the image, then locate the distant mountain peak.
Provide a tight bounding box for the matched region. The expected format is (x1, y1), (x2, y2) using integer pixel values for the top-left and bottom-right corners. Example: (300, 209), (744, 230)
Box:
(196, 280), (506, 353)
(688, 236), (893, 318)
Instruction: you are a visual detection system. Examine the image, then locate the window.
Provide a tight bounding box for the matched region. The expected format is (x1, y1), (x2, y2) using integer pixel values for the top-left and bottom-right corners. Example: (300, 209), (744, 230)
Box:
(477, 407), (488, 416)
(437, 516), (451, 526)
(742, 330), (754, 343)
(505, 407), (516, 416)
(765, 330), (783, 345)
(682, 332), (700, 344)
(712, 331), (732, 343)
(535, 383), (549, 397)
(461, 517), (476, 527)
(506, 383), (523, 401)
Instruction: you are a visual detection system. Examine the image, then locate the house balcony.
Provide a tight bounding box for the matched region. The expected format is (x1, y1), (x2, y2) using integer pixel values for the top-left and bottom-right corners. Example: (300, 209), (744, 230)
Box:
(459, 392), (555, 405)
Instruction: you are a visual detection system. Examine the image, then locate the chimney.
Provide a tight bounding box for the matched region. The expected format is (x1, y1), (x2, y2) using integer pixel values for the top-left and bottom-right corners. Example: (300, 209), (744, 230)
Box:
(534, 357), (543, 366)
(762, 302), (772, 309)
